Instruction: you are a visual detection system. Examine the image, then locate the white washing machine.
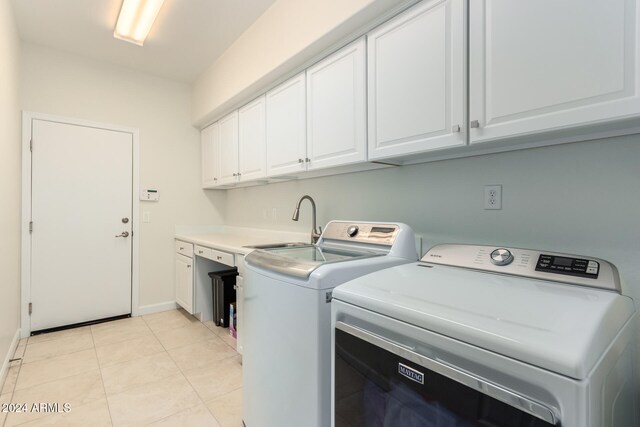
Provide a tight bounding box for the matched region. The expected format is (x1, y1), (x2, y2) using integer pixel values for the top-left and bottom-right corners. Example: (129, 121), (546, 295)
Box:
(332, 244), (638, 427)
(243, 221), (418, 427)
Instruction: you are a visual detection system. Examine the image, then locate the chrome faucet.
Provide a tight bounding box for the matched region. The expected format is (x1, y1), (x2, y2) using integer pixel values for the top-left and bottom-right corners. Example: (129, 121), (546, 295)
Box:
(292, 195), (322, 244)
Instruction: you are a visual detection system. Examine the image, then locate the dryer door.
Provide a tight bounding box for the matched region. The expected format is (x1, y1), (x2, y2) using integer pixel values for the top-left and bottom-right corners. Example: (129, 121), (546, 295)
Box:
(334, 322), (558, 427)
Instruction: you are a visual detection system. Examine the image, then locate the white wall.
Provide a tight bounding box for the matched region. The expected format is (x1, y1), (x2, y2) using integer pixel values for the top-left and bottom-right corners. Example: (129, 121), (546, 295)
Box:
(192, 0), (411, 126)
(20, 43), (226, 309)
(225, 136), (640, 301)
(0, 0), (22, 369)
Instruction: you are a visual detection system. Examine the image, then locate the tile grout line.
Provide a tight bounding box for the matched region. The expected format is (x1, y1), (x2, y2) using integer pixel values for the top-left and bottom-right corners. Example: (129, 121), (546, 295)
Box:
(91, 327), (115, 427)
(97, 313), (201, 424)
(2, 346), (23, 427)
(20, 333), (94, 366)
(154, 313), (243, 425)
(143, 312), (216, 419)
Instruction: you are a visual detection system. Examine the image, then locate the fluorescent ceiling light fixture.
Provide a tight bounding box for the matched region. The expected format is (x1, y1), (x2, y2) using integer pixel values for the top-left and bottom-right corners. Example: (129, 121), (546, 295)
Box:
(114, 0), (165, 46)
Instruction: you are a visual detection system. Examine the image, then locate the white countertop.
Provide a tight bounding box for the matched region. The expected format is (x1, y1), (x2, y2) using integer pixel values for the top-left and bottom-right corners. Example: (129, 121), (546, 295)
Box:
(175, 225), (310, 255)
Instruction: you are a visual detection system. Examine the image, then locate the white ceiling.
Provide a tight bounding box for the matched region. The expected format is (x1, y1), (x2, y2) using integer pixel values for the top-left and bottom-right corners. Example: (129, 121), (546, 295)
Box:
(11, 0), (277, 83)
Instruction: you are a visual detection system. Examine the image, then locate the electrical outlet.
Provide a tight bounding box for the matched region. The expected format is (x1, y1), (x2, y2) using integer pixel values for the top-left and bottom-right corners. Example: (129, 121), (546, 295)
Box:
(484, 185), (502, 210)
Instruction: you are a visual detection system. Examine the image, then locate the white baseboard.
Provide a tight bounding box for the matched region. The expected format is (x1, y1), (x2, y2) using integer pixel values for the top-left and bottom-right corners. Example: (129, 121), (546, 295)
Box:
(0, 329), (21, 391)
(137, 301), (178, 316)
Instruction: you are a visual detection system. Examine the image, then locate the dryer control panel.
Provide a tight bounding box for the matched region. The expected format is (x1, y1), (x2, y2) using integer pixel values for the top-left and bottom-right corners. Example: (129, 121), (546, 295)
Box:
(423, 244), (620, 292)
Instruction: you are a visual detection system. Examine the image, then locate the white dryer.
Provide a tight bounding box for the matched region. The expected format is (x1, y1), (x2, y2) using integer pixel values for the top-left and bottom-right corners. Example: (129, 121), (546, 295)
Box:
(243, 221), (417, 427)
(332, 244), (638, 427)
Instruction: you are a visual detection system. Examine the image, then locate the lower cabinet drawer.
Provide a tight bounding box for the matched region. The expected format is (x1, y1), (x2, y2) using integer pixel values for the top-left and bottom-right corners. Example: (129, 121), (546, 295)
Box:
(194, 244), (234, 267)
(194, 245), (211, 258)
(175, 240), (193, 258)
(210, 249), (234, 267)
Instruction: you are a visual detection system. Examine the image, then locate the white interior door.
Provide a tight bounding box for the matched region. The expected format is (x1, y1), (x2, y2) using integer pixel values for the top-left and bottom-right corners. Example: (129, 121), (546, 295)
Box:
(30, 119), (133, 331)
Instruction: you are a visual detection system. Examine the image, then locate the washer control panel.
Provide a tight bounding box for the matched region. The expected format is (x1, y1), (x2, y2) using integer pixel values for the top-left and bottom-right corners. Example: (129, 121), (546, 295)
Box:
(490, 248), (513, 266)
(423, 244), (620, 292)
(321, 222), (400, 246)
(535, 254), (599, 279)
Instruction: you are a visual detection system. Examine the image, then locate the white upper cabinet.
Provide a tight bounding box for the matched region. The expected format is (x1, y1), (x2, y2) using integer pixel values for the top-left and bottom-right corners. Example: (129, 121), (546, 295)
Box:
(218, 110), (239, 185)
(239, 96), (267, 181)
(367, 0), (466, 161)
(201, 122), (220, 188)
(306, 38), (367, 169)
(469, 0), (640, 144)
(266, 73), (307, 177)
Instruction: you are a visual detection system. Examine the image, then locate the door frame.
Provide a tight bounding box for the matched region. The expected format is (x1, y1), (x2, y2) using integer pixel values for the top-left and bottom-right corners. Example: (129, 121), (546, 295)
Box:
(20, 111), (140, 338)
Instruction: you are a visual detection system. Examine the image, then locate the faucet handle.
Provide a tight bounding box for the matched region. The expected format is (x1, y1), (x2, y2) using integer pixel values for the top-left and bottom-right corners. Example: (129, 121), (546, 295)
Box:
(311, 226), (322, 244)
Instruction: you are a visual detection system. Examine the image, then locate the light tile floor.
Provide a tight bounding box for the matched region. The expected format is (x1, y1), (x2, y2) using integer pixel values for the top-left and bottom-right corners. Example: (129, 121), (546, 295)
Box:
(1, 309), (242, 427)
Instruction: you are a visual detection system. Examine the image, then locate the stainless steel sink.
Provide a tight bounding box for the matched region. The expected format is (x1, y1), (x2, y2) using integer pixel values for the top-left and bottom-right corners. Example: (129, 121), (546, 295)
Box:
(244, 242), (309, 250)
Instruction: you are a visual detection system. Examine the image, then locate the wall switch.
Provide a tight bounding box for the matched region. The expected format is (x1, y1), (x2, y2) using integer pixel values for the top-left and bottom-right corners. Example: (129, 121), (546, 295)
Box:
(143, 211), (151, 223)
(484, 185), (502, 210)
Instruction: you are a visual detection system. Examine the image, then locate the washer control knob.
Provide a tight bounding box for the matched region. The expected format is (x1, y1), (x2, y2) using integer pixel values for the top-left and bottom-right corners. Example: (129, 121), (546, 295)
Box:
(347, 225), (359, 237)
(490, 248), (513, 266)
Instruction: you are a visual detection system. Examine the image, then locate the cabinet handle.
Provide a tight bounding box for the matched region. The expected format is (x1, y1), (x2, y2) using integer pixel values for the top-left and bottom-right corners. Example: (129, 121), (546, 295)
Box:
(233, 173), (237, 177)
(298, 158), (303, 163)
(198, 250), (203, 254)
(305, 158), (310, 163)
(452, 124), (461, 133)
(179, 247), (184, 250)
(470, 120), (480, 128)
(214, 177), (218, 181)
(238, 172), (242, 177)
(187, 265), (191, 268)
(217, 256), (222, 260)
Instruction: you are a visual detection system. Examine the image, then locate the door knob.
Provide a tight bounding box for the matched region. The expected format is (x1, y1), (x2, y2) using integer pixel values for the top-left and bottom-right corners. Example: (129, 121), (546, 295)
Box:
(115, 231), (130, 238)
(122, 217), (129, 224)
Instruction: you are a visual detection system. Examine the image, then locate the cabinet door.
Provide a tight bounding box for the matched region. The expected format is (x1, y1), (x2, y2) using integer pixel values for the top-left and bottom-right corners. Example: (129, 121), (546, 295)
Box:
(368, 0), (466, 160)
(175, 254), (193, 314)
(266, 73), (307, 176)
(239, 96), (267, 181)
(470, 0), (640, 144)
(201, 122), (220, 188)
(218, 111), (239, 185)
(306, 38), (367, 170)
(236, 274), (244, 355)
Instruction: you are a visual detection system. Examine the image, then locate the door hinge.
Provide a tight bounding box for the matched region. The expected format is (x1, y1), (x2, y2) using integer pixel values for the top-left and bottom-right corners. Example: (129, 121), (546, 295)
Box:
(30, 139), (33, 152)
(28, 303), (32, 315)
(29, 221), (33, 233)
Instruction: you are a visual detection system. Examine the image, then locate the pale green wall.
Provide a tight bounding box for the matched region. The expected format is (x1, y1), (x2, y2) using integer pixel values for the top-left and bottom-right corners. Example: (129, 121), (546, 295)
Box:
(225, 135), (640, 301)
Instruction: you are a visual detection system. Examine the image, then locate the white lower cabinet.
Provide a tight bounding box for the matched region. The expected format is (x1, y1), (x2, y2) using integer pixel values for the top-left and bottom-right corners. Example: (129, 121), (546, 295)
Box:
(175, 250), (194, 314)
(176, 239), (245, 352)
